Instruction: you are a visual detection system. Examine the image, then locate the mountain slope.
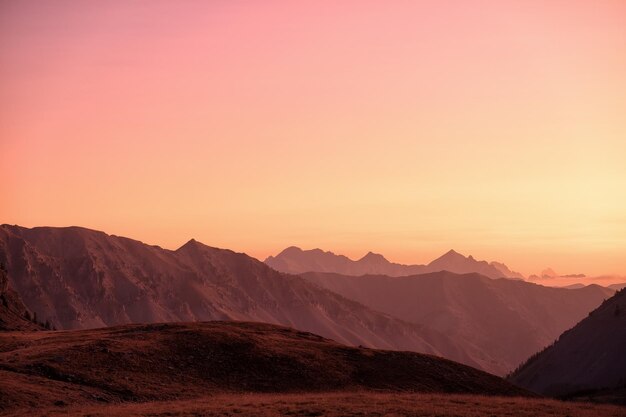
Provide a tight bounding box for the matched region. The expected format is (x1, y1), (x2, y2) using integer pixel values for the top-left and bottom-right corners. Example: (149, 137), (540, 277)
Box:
(509, 289), (626, 401)
(0, 265), (41, 331)
(0, 224), (477, 369)
(301, 271), (614, 375)
(265, 247), (523, 279)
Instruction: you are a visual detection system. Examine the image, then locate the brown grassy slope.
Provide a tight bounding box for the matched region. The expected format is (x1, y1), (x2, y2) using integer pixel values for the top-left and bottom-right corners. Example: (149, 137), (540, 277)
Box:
(509, 289), (626, 400)
(0, 321), (530, 414)
(6, 392), (626, 417)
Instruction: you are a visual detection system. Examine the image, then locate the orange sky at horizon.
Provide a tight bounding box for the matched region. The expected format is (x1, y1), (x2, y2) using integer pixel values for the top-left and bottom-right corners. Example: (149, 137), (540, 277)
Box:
(1, 1), (625, 277)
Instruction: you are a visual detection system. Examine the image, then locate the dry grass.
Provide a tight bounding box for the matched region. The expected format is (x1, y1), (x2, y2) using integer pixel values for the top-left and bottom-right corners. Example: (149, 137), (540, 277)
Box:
(0, 321), (529, 410)
(7, 392), (625, 417)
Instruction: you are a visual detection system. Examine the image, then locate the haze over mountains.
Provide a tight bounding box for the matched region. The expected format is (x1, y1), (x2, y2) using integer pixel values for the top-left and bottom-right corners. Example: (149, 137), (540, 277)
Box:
(527, 271), (626, 289)
(265, 247), (525, 279)
(301, 271), (613, 375)
(1, 224), (618, 378)
(510, 288), (626, 403)
(266, 247), (625, 289)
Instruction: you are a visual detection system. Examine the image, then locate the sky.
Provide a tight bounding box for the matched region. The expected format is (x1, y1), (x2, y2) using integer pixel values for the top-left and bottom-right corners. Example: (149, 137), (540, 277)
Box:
(1, 1), (625, 277)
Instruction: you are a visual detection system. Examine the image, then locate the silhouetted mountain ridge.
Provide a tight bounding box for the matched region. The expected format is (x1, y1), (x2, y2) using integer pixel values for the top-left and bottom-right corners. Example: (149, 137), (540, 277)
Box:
(265, 246), (525, 279)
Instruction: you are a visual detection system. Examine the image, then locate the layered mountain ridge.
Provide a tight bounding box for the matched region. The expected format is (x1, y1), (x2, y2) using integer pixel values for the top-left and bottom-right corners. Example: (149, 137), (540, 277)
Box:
(0, 224), (615, 377)
(0, 224), (476, 369)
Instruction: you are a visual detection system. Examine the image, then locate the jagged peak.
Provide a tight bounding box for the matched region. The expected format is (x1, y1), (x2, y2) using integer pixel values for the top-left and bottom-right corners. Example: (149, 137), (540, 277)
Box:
(432, 249), (467, 262)
(177, 238), (206, 251)
(359, 251), (389, 264)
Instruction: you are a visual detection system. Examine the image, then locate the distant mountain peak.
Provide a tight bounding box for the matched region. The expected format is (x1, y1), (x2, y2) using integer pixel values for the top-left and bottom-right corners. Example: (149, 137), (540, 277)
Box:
(490, 261), (526, 280)
(359, 251), (389, 264)
(265, 246), (523, 280)
(177, 238), (207, 252)
(277, 246), (304, 256)
(430, 249), (468, 265)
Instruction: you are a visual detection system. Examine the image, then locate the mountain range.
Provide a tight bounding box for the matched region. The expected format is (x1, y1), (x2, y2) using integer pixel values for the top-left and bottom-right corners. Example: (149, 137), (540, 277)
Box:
(0, 224), (615, 377)
(0, 224), (476, 367)
(265, 246), (525, 279)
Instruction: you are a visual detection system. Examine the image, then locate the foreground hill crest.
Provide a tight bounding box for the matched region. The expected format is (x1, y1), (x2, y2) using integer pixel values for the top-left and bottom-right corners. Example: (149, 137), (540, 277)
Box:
(0, 321), (532, 414)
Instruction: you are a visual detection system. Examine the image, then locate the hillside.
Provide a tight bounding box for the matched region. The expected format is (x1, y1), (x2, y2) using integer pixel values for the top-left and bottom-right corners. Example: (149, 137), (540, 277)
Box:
(265, 246), (524, 279)
(301, 271), (614, 375)
(0, 225), (477, 369)
(0, 321), (531, 414)
(509, 289), (626, 402)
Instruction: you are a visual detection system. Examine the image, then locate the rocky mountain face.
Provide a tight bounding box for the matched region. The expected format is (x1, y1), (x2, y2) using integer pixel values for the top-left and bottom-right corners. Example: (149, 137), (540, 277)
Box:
(0, 225), (477, 369)
(0, 264), (41, 331)
(265, 247), (524, 279)
(509, 288), (626, 403)
(301, 271), (614, 375)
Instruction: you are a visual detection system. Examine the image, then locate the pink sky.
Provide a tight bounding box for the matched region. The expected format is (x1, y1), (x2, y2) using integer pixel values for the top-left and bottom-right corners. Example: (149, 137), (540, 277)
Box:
(1, 1), (625, 276)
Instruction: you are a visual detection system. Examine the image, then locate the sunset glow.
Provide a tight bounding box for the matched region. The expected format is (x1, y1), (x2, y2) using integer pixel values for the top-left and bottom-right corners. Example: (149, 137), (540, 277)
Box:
(1, 1), (625, 276)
